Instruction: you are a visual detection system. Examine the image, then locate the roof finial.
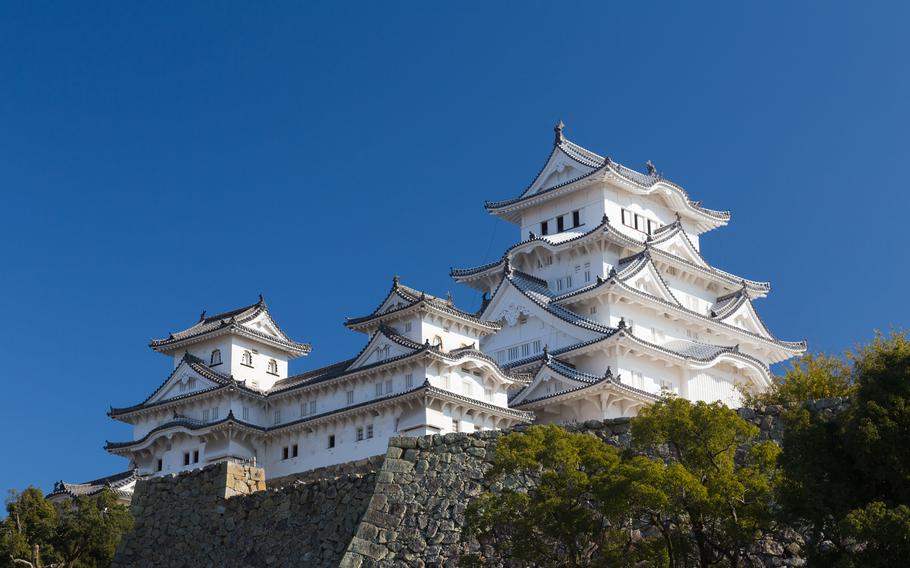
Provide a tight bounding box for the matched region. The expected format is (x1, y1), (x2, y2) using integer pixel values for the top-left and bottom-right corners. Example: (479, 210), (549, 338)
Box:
(601, 213), (609, 225)
(675, 212), (682, 223)
(543, 345), (550, 359)
(258, 293), (264, 304)
(504, 260), (512, 275)
(602, 156), (611, 167)
(618, 317), (626, 329)
(604, 366), (613, 379)
(392, 275), (400, 286)
(528, 231), (536, 240)
(199, 310), (206, 321)
(646, 160), (656, 176)
(554, 119), (565, 145)
(446, 291), (453, 305)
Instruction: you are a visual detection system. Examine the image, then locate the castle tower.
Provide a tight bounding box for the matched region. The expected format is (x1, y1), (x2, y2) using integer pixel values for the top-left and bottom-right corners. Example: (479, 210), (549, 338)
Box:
(452, 123), (805, 422)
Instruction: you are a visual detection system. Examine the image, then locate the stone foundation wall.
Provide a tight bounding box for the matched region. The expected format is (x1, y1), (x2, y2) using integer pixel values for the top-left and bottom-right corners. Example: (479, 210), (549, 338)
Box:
(112, 459), (381, 568)
(114, 400), (849, 568)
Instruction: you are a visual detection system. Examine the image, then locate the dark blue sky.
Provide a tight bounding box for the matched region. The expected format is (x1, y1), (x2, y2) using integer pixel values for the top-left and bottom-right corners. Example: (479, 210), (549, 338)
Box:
(1, 2), (906, 494)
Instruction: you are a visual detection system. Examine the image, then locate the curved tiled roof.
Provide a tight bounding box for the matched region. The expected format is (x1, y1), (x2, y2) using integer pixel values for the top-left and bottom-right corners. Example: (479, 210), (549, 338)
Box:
(345, 277), (500, 331)
(514, 361), (659, 408)
(484, 132), (730, 224)
(48, 469), (139, 500)
(551, 262), (805, 353)
(149, 296), (311, 356)
(106, 411), (265, 451)
(451, 215), (769, 296)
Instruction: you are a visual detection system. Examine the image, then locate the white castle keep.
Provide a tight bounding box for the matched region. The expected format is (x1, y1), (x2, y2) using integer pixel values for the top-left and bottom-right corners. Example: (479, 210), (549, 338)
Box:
(103, 123), (805, 484)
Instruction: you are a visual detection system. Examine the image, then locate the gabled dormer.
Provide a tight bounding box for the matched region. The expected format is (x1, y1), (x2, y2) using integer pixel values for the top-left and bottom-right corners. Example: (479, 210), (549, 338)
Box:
(149, 296), (311, 392)
(345, 277), (501, 351)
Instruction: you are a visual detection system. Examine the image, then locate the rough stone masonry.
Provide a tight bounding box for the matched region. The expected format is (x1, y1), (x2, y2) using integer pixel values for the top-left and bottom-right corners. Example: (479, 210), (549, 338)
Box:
(112, 399), (849, 568)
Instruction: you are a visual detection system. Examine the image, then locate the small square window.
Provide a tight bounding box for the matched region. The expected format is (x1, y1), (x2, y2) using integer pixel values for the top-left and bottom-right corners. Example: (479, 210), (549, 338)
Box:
(405, 373), (413, 388)
(309, 401), (317, 415)
(346, 390), (354, 404)
(328, 435), (336, 448)
(183, 452), (190, 466)
(540, 221), (549, 236)
(292, 444), (298, 458)
(242, 406), (250, 421)
(556, 216), (565, 232)
(385, 380), (392, 394)
(156, 459), (163, 472)
(572, 210), (580, 227)
(404, 321), (412, 332)
(282, 447), (289, 460)
(193, 450), (199, 464)
(366, 425), (374, 439)
(273, 410), (281, 425)
(375, 382), (383, 398)
(356, 427), (364, 441)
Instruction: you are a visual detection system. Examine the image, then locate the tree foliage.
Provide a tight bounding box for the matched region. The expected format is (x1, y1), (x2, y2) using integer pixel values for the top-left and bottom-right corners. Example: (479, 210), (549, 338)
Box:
(464, 398), (778, 567)
(742, 353), (855, 407)
(0, 487), (133, 568)
(779, 330), (910, 567)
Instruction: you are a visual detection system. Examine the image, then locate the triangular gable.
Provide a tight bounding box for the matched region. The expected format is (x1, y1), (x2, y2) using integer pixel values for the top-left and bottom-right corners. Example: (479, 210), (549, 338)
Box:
(714, 298), (773, 339)
(481, 275), (599, 343)
(146, 359), (223, 404)
(372, 290), (413, 316)
(650, 227), (709, 268)
(346, 329), (421, 371)
(239, 308), (290, 342)
(522, 145), (598, 198)
(510, 364), (588, 405)
(617, 256), (681, 306)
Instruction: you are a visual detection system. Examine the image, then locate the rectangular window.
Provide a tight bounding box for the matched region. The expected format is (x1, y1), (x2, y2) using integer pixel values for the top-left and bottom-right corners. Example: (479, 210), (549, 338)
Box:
(356, 427), (364, 441)
(566, 275), (572, 288)
(328, 435), (336, 449)
(202, 409), (210, 422)
(183, 452), (190, 466)
(193, 450), (199, 464)
(540, 221), (548, 236)
(545, 255), (553, 266)
(309, 401), (317, 415)
(211, 407), (219, 420)
(292, 444), (298, 458)
(521, 343), (530, 357)
(508, 346), (519, 361)
(405, 373), (413, 388)
(452, 419), (460, 433)
(273, 410), (281, 425)
(622, 208), (633, 227)
(346, 390), (354, 404)
(366, 425), (374, 438)
(463, 380), (472, 396)
(385, 380), (393, 394)
(635, 214), (646, 232)
(404, 321), (412, 332)
(156, 459), (163, 472)
(572, 210), (581, 227)
(375, 382), (383, 398)
(556, 215), (565, 232)
(556, 278), (563, 291)
(532, 340), (542, 354)
(496, 350), (506, 364)
(590, 306), (597, 315)
(188, 378), (196, 390)
(484, 388), (493, 402)
(282, 447), (289, 460)
(242, 406), (250, 421)
(300, 403), (307, 417)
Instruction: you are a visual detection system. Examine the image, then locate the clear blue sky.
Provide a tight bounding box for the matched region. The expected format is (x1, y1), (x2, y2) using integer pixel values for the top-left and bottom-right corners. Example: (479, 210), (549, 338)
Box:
(1, 2), (907, 494)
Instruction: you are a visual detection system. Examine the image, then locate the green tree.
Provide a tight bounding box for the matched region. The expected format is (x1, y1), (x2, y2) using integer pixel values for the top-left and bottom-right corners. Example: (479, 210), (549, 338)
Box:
(778, 330), (910, 567)
(463, 397), (779, 567)
(742, 353), (854, 407)
(0, 488), (133, 568)
(631, 398), (780, 567)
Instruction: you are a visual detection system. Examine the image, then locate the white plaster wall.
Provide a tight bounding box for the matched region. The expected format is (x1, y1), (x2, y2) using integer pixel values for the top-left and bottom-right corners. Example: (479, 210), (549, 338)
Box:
(519, 187), (603, 239)
(229, 337), (289, 391)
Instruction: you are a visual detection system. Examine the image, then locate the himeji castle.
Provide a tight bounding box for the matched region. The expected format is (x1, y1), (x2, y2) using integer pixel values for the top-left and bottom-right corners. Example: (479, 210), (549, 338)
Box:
(99, 122), (805, 491)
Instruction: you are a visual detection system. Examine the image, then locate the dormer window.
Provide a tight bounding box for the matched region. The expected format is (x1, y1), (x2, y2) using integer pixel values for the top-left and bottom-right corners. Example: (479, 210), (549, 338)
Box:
(241, 350), (253, 367)
(210, 349), (222, 366)
(267, 359), (278, 375)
